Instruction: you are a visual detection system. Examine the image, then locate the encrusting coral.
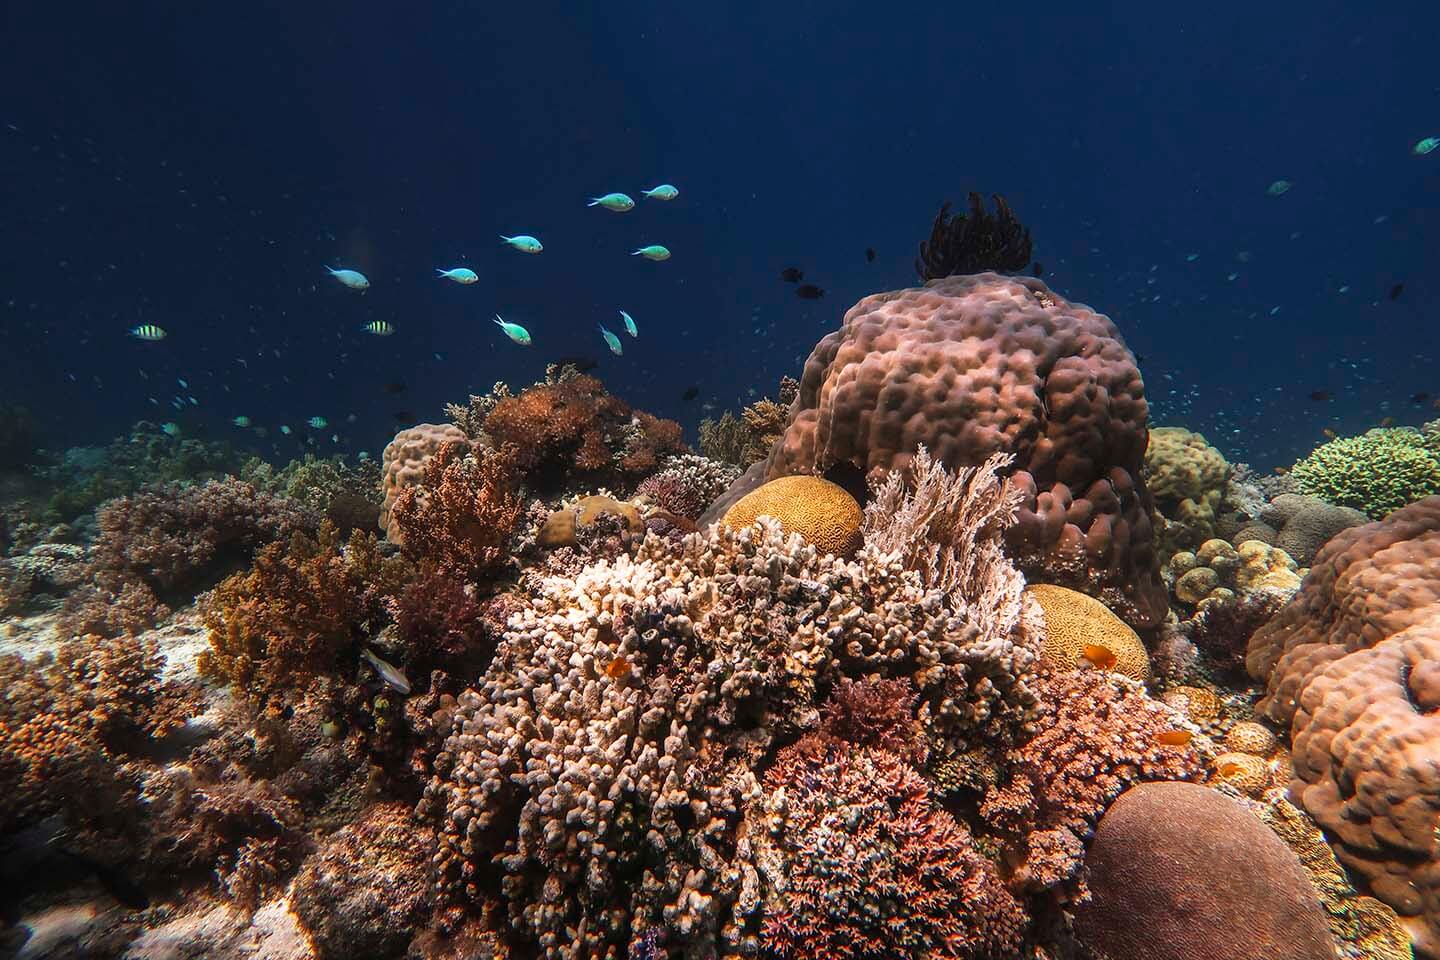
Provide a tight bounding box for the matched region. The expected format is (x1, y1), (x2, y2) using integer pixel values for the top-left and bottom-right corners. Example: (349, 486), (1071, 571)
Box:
(756, 271), (1165, 627)
(720, 475), (864, 558)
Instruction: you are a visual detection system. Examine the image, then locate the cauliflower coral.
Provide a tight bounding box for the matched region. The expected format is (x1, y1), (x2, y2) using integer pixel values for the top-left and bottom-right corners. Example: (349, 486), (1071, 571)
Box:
(1290, 427), (1440, 519)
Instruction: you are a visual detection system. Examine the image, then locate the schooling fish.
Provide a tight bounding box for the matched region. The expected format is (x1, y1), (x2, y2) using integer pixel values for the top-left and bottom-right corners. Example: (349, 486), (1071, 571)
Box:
(641, 184), (679, 200)
(130, 323), (167, 341)
(1389, 283), (1405, 302)
(619, 309), (638, 337)
(326, 266), (370, 291)
(362, 319), (395, 336)
(781, 267), (804, 283)
(795, 284), (824, 300)
(231, 415), (251, 427)
(588, 192), (635, 212)
(632, 244), (670, 261)
(500, 234), (544, 254)
(599, 323), (623, 356)
(866, 247), (877, 263)
(1414, 137), (1439, 156)
(361, 647), (411, 695)
(436, 267), (478, 284)
(308, 416), (328, 429)
(492, 314), (532, 345)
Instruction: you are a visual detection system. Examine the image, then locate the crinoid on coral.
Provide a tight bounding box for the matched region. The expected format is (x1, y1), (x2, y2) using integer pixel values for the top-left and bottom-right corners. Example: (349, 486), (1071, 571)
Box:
(56, 478), (316, 639)
(819, 677), (929, 765)
(388, 440), (522, 582)
(420, 462), (1042, 956)
(199, 520), (412, 704)
(978, 668), (1205, 892)
(756, 271), (1164, 627)
(915, 192), (1033, 281)
(756, 734), (1027, 960)
(481, 372), (686, 494)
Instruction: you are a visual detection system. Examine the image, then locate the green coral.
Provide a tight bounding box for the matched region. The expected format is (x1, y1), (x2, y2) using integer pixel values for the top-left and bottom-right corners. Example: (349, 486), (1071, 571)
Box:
(1290, 427), (1440, 519)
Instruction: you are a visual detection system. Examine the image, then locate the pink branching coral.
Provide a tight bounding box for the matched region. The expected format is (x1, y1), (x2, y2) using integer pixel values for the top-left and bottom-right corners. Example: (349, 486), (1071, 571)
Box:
(389, 440), (522, 582)
(979, 668), (1205, 892)
(820, 677), (928, 765)
(759, 734), (1027, 960)
(633, 454), (741, 521)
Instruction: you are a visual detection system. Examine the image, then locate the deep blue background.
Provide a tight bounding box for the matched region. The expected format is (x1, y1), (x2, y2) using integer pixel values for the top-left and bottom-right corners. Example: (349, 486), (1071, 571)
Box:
(2, 2), (1437, 469)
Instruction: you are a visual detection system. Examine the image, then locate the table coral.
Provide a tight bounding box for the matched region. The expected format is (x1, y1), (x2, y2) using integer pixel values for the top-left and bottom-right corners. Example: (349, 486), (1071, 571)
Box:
(388, 440), (522, 581)
(1074, 781), (1338, 960)
(1290, 427), (1440, 519)
(760, 272), (1164, 627)
(721, 475), (863, 558)
(1027, 583), (1150, 681)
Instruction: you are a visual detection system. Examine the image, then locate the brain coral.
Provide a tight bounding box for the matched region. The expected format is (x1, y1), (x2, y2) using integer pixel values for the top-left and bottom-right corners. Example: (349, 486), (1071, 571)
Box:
(762, 272), (1164, 627)
(379, 423), (469, 543)
(1075, 782), (1338, 960)
(1290, 427), (1440, 519)
(720, 475), (863, 557)
(1247, 496), (1440, 955)
(1027, 583), (1150, 681)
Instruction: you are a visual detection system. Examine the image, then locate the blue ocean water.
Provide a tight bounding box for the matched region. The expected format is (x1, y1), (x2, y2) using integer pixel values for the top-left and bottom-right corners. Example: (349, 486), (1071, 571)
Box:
(2, 1), (1437, 469)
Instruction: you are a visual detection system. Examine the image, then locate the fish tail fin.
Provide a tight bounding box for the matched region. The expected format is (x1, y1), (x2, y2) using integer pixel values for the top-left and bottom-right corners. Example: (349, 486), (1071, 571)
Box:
(435, 268), (447, 276)
(586, 198), (600, 207)
(499, 235), (510, 243)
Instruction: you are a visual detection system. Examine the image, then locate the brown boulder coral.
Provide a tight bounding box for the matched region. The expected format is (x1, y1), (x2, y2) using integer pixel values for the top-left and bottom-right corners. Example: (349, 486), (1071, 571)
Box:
(1074, 781), (1337, 960)
(760, 272), (1164, 626)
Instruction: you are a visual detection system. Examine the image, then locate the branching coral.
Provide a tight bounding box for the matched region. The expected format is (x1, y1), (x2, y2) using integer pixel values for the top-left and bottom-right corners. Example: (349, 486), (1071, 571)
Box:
(1290, 427), (1440, 518)
(633, 454), (740, 520)
(915, 193), (1033, 281)
(389, 569), (508, 674)
(757, 734), (1026, 960)
(697, 378), (799, 467)
(199, 520), (411, 703)
(389, 440), (522, 582)
(242, 453), (382, 532)
(379, 423), (471, 544)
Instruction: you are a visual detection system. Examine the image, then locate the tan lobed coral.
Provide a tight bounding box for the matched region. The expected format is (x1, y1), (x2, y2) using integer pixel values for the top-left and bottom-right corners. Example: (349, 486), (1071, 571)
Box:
(419, 510), (1042, 957)
(759, 272), (1165, 627)
(379, 423), (470, 544)
(1027, 583), (1150, 682)
(1146, 426), (1231, 553)
(1074, 781), (1338, 960)
(1168, 537), (1301, 608)
(536, 494), (644, 547)
(720, 475), (863, 558)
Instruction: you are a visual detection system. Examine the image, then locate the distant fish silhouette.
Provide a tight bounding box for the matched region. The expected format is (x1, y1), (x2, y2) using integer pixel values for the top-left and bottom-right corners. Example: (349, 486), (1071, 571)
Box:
(795, 284), (824, 300)
(681, 386), (700, 402)
(1389, 282), (1405, 301)
(1309, 390), (1333, 402)
(1411, 392), (1432, 406)
(865, 248), (876, 263)
(781, 267), (804, 283)
(1032, 261), (1045, 278)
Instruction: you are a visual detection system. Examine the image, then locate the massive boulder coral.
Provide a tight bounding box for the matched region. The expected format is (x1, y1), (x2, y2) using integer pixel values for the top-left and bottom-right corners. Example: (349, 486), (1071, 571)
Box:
(1247, 496), (1440, 955)
(420, 493), (1042, 955)
(759, 272), (1164, 626)
(1146, 426), (1230, 553)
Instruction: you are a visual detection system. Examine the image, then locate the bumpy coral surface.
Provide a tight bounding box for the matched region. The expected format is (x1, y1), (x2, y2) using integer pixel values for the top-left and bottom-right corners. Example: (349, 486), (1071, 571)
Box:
(1026, 583), (1150, 681)
(1147, 426), (1231, 551)
(762, 272), (1164, 626)
(1255, 493), (1369, 565)
(419, 517), (1041, 956)
(379, 423), (470, 544)
(1291, 427), (1440, 519)
(720, 475), (863, 558)
(757, 735), (1025, 960)
(1074, 781), (1338, 960)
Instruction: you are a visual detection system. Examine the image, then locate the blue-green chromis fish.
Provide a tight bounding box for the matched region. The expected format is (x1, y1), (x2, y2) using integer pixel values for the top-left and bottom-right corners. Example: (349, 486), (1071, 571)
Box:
(1266, 179), (1292, 196)
(632, 245), (671, 261)
(308, 416), (328, 429)
(129, 324), (167, 341)
(1415, 137), (1440, 156)
(493, 315), (532, 345)
(587, 192), (635, 212)
(326, 266), (370, 290)
(362, 320), (395, 336)
(599, 323), (623, 356)
(280, 425), (292, 435)
(436, 267), (479, 283)
(161, 422), (181, 437)
(231, 416), (251, 428)
(500, 234), (543, 253)
(619, 310), (638, 337)
(641, 184), (678, 200)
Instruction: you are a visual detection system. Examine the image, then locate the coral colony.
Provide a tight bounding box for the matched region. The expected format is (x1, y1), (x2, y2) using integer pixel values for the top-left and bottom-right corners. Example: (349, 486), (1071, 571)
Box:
(3, 208), (1436, 960)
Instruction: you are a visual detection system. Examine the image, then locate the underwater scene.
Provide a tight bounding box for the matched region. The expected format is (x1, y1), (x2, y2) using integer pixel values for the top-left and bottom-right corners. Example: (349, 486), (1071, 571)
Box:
(2, 2), (1439, 958)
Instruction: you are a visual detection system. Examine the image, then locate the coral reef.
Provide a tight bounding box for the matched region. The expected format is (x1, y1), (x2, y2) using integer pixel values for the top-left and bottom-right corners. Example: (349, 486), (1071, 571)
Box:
(697, 377), (798, 467)
(632, 453), (740, 521)
(1233, 493), (1369, 566)
(1027, 583), (1150, 681)
(758, 271), (1164, 627)
(389, 570), (509, 675)
(243, 453), (382, 532)
(978, 669), (1204, 891)
(1186, 588), (1291, 676)
(1145, 426), (1230, 555)
(1166, 537), (1301, 609)
(536, 494), (644, 548)
(1290, 426), (1440, 519)
(915, 193), (1032, 280)
(379, 423), (471, 544)
(1074, 781), (1338, 960)
(720, 475), (863, 558)
(388, 440), (522, 581)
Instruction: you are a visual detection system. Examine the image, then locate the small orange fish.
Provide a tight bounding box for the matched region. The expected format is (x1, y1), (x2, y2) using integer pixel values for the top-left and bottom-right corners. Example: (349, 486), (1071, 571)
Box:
(1322, 427), (1338, 439)
(1273, 466), (1289, 475)
(605, 655), (631, 679)
(1157, 729), (1193, 746)
(1081, 643), (1117, 671)
(1218, 761), (1245, 777)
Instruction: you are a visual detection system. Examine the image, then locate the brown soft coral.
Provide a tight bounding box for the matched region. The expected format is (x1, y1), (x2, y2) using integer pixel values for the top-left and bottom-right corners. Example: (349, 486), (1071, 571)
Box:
(980, 668), (1205, 891)
(389, 440), (521, 582)
(758, 734), (1026, 960)
(762, 272), (1164, 627)
(379, 423), (471, 544)
(199, 520), (411, 703)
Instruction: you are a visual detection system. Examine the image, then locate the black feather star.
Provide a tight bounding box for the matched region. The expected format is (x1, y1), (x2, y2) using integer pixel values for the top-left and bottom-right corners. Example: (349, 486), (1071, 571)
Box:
(915, 192), (1033, 282)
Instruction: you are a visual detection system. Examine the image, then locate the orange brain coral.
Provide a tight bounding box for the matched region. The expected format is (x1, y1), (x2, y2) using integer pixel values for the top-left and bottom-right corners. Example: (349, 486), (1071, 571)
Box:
(720, 475), (863, 557)
(1027, 583), (1150, 682)
(764, 272), (1164, 627)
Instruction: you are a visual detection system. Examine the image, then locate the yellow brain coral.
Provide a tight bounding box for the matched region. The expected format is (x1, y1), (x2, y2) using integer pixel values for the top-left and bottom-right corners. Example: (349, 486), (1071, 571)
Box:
(720, 475), (863, 557)
(1225, 721), (1280, 757)
(1161, 685), (1222, 724)
(1027, 583), (1151, 681)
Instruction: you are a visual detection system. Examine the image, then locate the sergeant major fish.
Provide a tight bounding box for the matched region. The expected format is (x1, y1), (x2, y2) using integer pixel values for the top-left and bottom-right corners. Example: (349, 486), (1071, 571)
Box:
(130, 324), (167, 341)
